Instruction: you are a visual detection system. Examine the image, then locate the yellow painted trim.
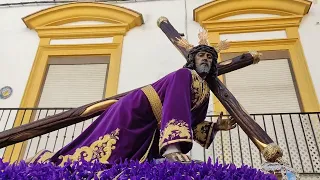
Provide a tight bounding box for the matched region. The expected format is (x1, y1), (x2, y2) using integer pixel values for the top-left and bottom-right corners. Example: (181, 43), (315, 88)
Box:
(286, 27), (319, 112)
(2, 38), (51, 163)
(106, 36), (124, 98)
(194, 0), (311, 22)
(222, 39), (298, 52)
(36, 24), (128, 39)
(193, 0), (318, 114)
(23, 2), (143, 29)
(21, 42), (122, 109)
(4, 3), (143, 163)
(203, 16), (303, 34)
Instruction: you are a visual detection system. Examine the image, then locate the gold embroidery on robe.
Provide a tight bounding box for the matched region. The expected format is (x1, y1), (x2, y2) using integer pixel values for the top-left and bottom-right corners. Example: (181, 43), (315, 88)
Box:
(190, 70), (210, 111)
(159, 119), (192, 150)
(193, 121), (214, 148)
(26, 150), (53, 164)
(37, 151), (54, 163)
(58, 128), (120, 166)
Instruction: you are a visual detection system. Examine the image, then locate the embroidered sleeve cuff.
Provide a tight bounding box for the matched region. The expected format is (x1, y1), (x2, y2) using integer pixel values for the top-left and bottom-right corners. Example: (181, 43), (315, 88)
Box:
(159, 119), (193, 155)
(193, 121), (216, 149)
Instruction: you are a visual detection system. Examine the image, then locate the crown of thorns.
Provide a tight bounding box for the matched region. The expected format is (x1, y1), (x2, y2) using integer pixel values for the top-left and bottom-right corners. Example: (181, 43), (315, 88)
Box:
(175, 28), (230, 54)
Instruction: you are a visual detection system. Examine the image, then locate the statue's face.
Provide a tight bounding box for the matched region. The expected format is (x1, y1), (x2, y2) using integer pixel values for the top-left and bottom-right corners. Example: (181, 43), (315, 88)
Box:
(194, 51), (213, 76)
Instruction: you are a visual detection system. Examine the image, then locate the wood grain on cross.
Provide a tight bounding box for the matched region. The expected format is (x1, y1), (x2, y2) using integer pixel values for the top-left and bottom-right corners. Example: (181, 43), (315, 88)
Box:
(158, 17), (283, 162)
(0, 17), (282, 163)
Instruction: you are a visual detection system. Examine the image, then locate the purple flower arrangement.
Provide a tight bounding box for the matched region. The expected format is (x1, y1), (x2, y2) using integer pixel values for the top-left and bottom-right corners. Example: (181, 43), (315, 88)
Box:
(0, 158), (277, 180)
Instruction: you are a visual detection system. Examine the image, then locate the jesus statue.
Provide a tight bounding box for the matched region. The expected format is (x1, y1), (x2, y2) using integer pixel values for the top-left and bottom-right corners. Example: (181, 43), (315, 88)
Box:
(27, 31), (237, 166)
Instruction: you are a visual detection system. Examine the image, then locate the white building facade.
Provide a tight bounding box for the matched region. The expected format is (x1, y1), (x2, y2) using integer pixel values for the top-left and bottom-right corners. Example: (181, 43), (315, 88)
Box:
(0, 0), (319, 178)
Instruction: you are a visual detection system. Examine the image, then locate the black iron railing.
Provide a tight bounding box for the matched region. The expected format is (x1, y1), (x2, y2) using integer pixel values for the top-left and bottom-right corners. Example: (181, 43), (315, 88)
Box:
(0, 108), (72, 162)
(0, 108), (319, 176)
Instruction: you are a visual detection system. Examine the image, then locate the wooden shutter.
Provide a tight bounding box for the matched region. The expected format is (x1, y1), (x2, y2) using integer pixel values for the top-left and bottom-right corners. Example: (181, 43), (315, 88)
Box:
(225, 59), (301, 114)
(38, 63), (108, 108)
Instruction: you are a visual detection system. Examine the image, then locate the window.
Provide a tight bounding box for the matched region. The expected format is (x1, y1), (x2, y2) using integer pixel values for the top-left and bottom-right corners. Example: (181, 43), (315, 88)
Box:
(223, 51), (301, 114)
(38, 56), (109, 108)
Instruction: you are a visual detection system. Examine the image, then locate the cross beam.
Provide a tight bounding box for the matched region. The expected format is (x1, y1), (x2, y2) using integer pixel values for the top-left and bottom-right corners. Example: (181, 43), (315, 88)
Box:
(158, 17), (283, 162)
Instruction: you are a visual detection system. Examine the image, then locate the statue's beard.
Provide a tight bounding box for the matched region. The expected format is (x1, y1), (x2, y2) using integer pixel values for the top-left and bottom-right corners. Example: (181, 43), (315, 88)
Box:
(195, 63), (210, 77)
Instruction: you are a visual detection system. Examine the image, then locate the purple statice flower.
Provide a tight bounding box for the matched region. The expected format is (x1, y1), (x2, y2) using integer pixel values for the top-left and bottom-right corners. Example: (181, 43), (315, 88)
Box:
(0, 157), (277, 180)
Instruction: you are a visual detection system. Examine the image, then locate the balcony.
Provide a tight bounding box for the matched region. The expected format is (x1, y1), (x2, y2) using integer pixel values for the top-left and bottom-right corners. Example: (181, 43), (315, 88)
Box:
(0, 108), (319, 179)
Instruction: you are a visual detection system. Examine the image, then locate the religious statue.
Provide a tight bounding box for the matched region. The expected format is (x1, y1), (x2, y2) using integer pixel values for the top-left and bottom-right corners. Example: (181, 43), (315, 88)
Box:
(25, 29), (238, 166)
(0, 17), (285, 168)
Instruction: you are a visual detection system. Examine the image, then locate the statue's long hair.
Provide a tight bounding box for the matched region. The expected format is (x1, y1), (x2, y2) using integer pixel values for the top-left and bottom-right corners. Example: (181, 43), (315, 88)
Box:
(183, 45), (218, 77)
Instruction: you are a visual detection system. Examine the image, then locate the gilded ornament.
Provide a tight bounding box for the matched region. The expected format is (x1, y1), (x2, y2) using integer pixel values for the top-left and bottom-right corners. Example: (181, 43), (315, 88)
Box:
(157, 16), (168, 27)
(249, 51), (262, 64)
(58, 128), (120, 166)
(190, 70), (210, 111)
(198, 28), (230, 52)
(37, 151), (54, 163)
(252, 137), (268, 152)
(26, 149), (53, 164)
(214, 39), (230, 52)
(172, 28), (230, 53)
(175, 37), (194, 51)
(198, 28), (209, 46)
(261, 143), (283, 162)
(159, 119), (192, 149)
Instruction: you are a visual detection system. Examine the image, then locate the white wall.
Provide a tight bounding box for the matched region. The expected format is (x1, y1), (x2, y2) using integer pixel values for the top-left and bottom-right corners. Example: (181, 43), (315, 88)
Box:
(117, 0), (189, 93)
(0, 5), (54, 108)
(0, 0), (319, 106)
(299, 3), (320, 104)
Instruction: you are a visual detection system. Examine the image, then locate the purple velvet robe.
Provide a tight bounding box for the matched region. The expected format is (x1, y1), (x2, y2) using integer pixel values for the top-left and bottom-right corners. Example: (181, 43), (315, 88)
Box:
(32, 68), (217, 166)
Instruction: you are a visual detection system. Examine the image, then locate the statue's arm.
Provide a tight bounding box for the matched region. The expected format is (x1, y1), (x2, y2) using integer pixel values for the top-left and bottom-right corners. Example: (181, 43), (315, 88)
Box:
(193, 121), (217, 149)
(190, 100), (216, 149)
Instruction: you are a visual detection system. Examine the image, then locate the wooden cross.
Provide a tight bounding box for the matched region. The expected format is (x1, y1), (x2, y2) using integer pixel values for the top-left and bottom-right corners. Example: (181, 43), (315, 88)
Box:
(158, 17), (283, 163)
(0, 17), (283, 163)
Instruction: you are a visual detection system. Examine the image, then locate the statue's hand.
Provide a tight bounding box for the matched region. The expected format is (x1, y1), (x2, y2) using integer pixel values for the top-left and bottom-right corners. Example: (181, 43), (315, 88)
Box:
(163, 152), (191, 162)
(214, 112), (237, 131)
(163, 152), (202, 164)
